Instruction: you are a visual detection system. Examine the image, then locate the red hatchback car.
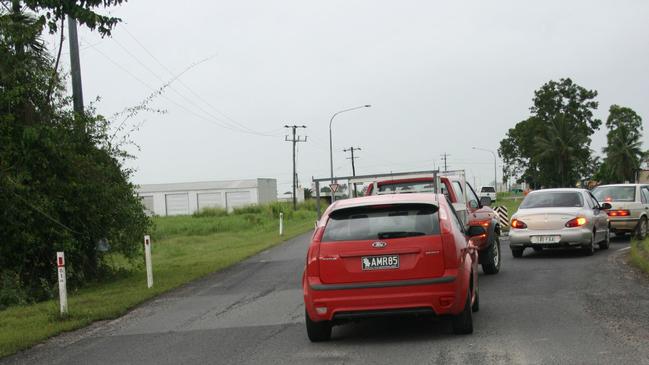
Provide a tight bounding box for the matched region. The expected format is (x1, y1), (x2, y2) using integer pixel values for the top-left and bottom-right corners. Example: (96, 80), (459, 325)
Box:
(303, 193), (482, 341)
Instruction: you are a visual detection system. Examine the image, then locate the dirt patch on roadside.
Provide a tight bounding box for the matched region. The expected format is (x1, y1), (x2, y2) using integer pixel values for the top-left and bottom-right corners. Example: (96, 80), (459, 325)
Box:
(581, 250), (649, 360)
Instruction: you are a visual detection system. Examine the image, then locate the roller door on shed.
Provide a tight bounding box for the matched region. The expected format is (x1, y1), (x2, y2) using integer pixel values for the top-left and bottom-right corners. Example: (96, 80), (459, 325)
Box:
(226, 191), (252, 210)
(197, 192), (223, 210)
(165, 193), (189, 216)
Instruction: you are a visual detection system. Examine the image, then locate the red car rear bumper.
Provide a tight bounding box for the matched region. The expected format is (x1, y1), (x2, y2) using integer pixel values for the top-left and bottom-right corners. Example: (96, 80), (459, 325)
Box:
(303, 269), (468, 322)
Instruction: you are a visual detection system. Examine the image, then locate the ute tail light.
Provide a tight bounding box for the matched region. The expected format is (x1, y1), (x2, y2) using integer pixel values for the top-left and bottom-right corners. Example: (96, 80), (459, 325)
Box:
(510, 219), (527, 229)
(607, 210), (630, 217)
(565, 217), (587, 228)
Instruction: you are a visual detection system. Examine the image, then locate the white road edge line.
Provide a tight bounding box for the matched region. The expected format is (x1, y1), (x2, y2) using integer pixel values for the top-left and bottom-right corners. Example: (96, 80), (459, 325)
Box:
(617, 247), (631, 252)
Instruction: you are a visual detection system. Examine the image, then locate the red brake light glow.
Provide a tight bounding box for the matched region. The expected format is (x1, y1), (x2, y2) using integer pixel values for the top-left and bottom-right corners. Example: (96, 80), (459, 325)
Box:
(565, 217), (587, 228)
(607, 210), (630, 217)
(510, 219), (527, 229)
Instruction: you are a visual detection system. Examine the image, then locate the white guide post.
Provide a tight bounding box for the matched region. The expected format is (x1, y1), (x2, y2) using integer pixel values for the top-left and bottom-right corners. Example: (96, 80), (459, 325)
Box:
(56, 252), (68, 315)
(279, 212), (284, 236)
(144, 235), (153, 288)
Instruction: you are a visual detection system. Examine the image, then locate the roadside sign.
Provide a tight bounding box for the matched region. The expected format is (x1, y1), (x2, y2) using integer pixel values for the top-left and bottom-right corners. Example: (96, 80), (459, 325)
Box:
(329, 183), (340, 193)
(494, 206), (509, 227)
(144, 235), (153, 288)
(57, 252), (68, 315)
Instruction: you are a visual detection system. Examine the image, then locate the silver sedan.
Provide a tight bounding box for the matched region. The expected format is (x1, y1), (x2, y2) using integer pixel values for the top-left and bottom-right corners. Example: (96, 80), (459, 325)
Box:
(509, 188), (611, 257)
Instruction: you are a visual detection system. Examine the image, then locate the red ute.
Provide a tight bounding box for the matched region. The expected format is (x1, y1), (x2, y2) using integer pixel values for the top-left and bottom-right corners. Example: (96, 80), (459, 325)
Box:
(303, 193), (482, 341)
(366, 176), (502, 275)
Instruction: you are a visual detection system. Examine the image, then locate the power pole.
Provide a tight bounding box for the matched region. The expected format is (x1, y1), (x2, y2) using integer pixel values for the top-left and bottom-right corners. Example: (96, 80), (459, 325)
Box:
(68, 17), (84, 114)
(440, 153), (450, 172)
(284, 125), (307, 209)
(343, 146), (361, 197)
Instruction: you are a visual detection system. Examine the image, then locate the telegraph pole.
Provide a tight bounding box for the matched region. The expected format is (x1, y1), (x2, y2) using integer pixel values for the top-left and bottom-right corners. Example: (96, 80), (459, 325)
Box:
(284, 125), (307, 209)
(343, 147), (361, 197)
(68, 17), (84, 114)
(440, 153), (450, 172)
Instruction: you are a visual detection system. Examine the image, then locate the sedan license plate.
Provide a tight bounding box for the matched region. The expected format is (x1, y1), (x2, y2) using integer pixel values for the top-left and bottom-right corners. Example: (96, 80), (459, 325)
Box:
(531, 235), (560, 244)
(361, 255), (399, 270)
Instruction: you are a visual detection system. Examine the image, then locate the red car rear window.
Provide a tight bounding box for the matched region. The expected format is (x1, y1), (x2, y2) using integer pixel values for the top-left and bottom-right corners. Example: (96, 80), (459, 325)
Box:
(322, 204), (440, 242)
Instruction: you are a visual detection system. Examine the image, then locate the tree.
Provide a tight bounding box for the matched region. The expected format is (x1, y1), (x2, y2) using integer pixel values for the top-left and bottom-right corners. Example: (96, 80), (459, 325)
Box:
(0, 2), (149, 307)
(499, 78), (601, 187)
(599, 105), (644, 183)
(2, 0), (126, 36)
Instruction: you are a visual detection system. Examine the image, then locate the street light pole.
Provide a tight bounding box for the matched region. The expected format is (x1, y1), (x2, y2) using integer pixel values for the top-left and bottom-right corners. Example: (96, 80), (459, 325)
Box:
(329, 105), (371, 202)
(472, 147), (497, 192)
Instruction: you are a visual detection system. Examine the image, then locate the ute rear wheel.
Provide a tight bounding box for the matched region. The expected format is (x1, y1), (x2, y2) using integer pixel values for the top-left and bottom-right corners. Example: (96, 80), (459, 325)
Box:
(532, 246), (543, 252)
(452, 291), (474, 335)
(511, 248), (524, 258)
(482, 236), (501, 275)
(305, 310), (331, 342)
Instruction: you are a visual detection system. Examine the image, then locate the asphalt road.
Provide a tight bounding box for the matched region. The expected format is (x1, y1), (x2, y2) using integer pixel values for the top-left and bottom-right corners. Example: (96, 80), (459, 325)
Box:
(3, 233), (649, 365)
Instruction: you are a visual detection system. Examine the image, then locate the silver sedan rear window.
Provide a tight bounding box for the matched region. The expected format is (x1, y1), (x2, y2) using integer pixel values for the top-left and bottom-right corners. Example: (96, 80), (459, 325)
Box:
(520, 192), (584, 208)
(592, 186), (636, 202)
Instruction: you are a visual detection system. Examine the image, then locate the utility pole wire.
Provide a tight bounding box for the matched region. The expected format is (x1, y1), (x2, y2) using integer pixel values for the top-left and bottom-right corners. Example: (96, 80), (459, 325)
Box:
(343, 146), (361, 197)
(440, 153), (450, 172)
(284, 125), (307, 209)
(110, 37), (268, 137)
(68, 17), (84, 114)
(91, 46), (260, 137)
(119, 26), (280, 137)
(3, 176), (80, 234)
(107, 55), (213, 141)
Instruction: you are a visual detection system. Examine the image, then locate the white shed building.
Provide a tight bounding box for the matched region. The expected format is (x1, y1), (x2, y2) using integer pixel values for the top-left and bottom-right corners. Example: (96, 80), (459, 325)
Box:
(137, 178), (277, 216)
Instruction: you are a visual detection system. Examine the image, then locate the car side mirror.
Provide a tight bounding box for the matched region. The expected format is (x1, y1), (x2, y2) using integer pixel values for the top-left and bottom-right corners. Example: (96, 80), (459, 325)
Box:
(467, 225), (487, 237)
(480, 196), (492, 206)
(600, 202), (612, 210)
(469, 200), (479, 209)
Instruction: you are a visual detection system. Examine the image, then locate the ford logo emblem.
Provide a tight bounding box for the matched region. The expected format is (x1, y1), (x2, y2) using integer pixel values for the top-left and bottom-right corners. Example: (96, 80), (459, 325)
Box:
(372, 241), (387, 248)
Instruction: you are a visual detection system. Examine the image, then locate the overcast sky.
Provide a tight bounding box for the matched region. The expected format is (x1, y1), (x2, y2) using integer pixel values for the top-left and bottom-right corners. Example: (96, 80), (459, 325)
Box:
(54, 0), (649, 194)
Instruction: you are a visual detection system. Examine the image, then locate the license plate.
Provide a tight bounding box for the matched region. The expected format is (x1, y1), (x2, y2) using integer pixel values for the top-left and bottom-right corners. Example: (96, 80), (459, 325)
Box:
(531, 235), (560, 244)
(361, 255), (399, 270)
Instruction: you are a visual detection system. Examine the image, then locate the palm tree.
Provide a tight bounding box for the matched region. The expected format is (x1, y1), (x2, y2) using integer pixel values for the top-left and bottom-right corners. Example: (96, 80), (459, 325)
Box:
(603, 125), (643, 182)
(534, 117), (583, 187)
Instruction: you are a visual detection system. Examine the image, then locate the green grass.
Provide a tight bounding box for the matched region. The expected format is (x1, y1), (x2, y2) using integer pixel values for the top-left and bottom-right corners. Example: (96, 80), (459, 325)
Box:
(0, 201), (320, 358)
(630, 238), (649, 275)
(493, 192), (524, 230)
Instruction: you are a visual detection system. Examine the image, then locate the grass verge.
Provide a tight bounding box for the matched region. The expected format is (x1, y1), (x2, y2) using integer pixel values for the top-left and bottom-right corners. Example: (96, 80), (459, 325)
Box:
(493, 192), (524, 231)
(630, 238), (649, 275)
(0, 201), (320, 358)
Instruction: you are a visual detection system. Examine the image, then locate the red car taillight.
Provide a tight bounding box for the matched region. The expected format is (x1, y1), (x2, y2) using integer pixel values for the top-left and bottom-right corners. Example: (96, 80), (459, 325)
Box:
(510, 219), (527, 229)
(607, 210), (630, 217)
(306, 227), (324, 276)
(565, 217), (587, 228)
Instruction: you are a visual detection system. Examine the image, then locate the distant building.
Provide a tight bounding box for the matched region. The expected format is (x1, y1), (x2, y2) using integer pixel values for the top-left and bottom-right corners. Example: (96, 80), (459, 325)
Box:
(278, 184), (305, 203)
(638, 169), (649, 184)
(137, 178), (277, 216)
